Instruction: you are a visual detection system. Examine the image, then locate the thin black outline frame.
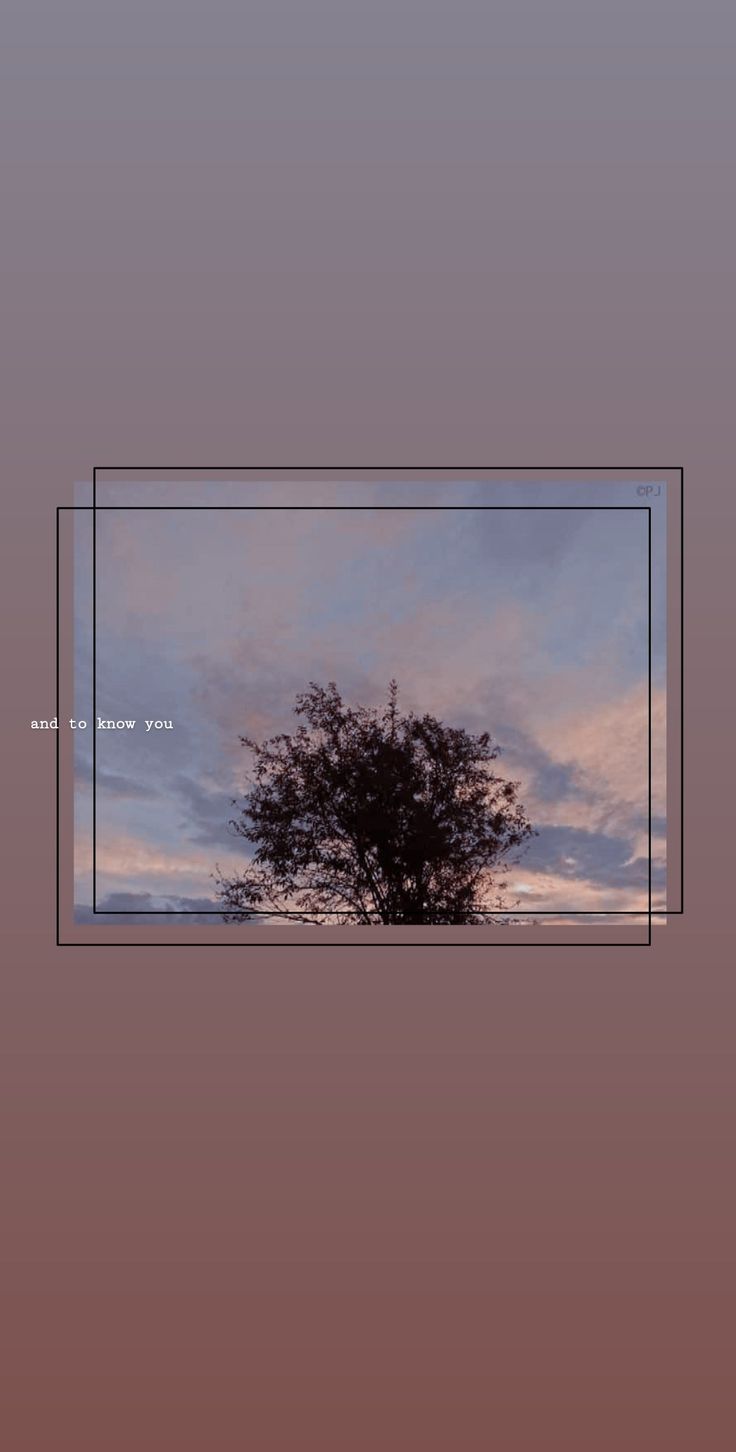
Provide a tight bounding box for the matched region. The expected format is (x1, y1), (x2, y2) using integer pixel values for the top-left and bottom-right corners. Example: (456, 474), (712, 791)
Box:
(53, 507), (655, 947)
(53, 462), (685, 948)
(92, 470), (682, 920)
(91, 468), (682, 915)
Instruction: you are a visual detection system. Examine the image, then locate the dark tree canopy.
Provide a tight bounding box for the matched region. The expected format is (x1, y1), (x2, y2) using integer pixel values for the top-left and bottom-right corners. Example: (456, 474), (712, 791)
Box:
(215, 681), (534, 925)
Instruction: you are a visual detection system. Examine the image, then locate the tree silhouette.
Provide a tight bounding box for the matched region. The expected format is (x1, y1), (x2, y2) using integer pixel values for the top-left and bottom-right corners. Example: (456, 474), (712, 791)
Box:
(215, 681), (534, 925)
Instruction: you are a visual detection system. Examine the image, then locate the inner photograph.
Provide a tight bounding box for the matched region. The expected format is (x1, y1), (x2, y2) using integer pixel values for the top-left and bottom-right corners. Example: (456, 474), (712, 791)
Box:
(72, 475), (667, 929)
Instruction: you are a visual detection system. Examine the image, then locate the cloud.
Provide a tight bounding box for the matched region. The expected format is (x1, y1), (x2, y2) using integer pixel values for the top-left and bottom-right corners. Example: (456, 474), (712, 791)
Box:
(74, 891), (233, 926)
(75, 827), (245, 901)
(74, 758), (156, 800)
(172, 773), (244, 847)
(535, 683), (666, 835)
(523, 823), (666, 902)
(97, 890), (157, 911)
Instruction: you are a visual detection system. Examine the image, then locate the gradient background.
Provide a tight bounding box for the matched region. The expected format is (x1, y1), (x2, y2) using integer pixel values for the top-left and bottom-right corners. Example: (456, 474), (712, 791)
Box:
(1, 4), (735, 1449)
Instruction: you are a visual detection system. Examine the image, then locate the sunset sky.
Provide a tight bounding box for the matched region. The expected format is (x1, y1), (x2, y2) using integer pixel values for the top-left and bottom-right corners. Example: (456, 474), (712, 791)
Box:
(73, 477), (667, 922)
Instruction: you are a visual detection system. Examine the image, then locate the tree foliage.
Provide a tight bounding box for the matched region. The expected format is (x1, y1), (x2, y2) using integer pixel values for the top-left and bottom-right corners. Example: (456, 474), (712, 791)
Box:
(215, 681), (534, 925)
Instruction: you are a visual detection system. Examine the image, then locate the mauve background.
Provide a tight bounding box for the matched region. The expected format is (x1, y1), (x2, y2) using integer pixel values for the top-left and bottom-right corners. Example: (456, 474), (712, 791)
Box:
(1, 4), (735, 1449)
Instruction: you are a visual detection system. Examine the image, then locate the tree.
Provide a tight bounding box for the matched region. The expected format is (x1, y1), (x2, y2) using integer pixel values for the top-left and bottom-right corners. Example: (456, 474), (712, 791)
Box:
(215, 680), (534, 925)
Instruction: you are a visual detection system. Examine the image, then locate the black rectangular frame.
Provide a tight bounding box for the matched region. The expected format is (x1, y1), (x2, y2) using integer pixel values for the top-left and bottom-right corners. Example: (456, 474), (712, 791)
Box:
(54, 464), (685, 946)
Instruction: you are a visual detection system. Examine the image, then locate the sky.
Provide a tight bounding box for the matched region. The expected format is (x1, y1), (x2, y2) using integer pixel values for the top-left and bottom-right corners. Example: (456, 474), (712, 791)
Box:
(73, 477), (667, 923)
